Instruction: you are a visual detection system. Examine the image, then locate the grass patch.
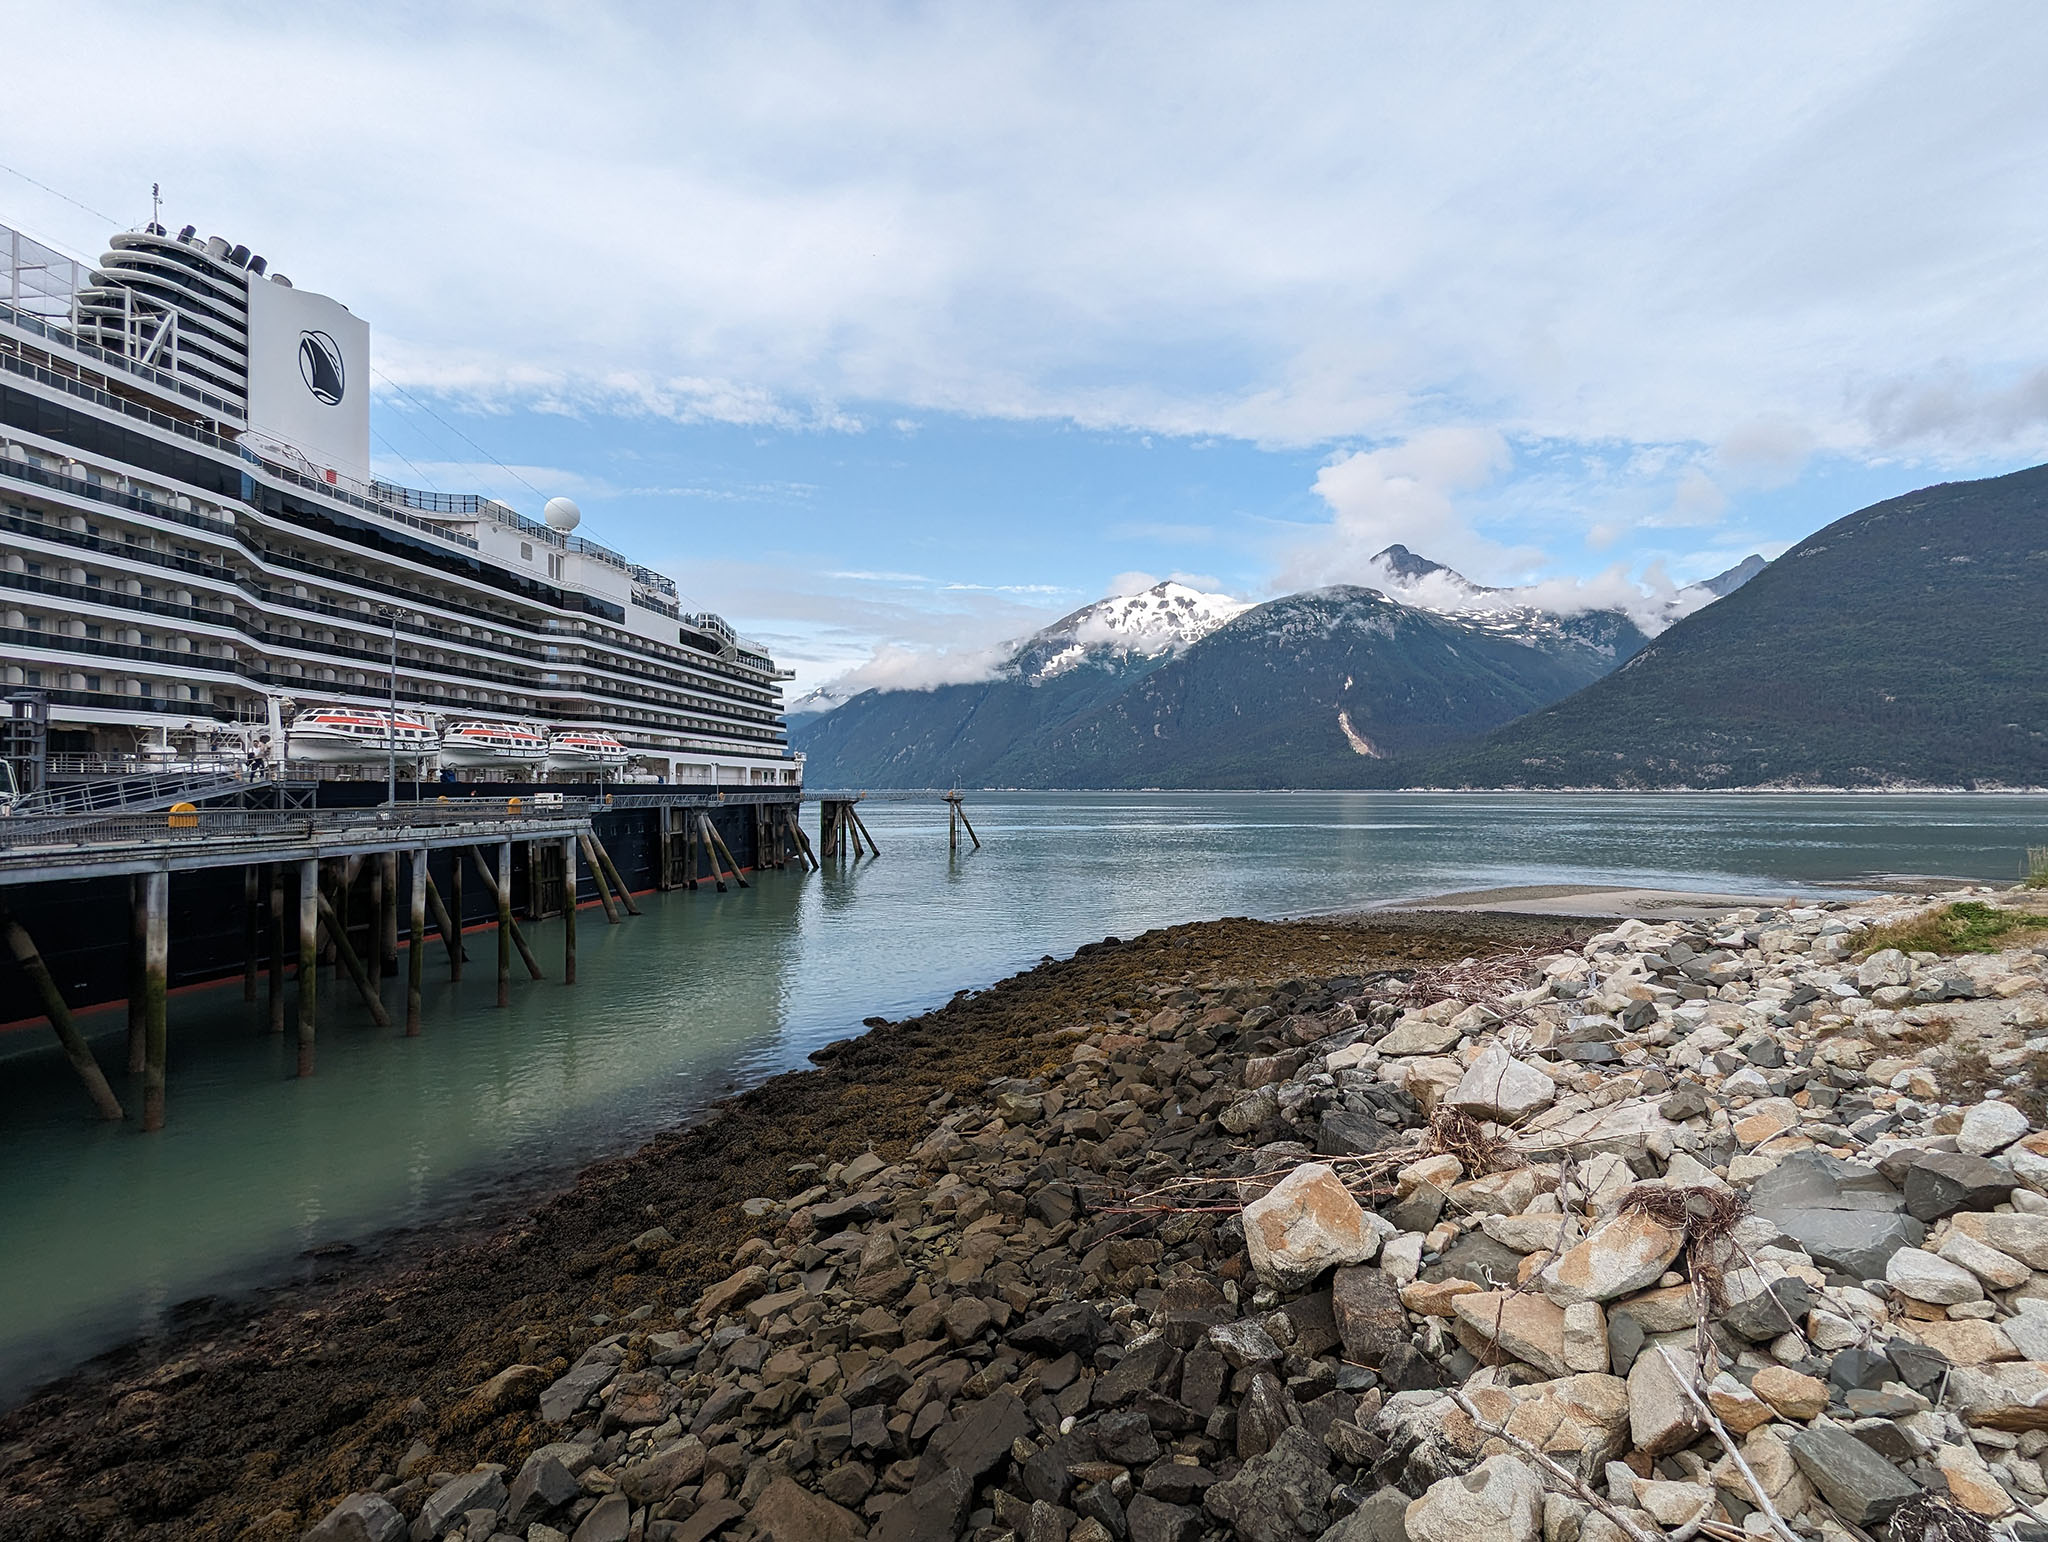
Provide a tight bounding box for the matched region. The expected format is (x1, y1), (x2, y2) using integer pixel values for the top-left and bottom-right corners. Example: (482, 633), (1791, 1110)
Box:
(2027, 846), (2048, 890)
(1856, 900), (2048, 958)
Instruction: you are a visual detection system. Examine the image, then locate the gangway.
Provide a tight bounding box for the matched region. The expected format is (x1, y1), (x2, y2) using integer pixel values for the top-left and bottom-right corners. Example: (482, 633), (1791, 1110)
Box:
(8, 770), (264, 820)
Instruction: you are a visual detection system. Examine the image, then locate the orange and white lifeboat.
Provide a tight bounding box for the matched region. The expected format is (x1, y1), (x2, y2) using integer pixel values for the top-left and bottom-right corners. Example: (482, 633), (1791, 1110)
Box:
(287, 708), (437, 765)
(438, 719), (549, 769)
(546, 729), (630, 771)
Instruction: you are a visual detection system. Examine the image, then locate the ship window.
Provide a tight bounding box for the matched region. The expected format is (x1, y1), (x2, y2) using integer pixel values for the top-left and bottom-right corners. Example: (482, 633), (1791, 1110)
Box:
(24, 671), (38, 686)
(520, 542), (533, 561)
(24, 563), (39, 577)
(84, 624), (102, 639)
(85, 573), (101, 587)
(85, 674), (101, 691)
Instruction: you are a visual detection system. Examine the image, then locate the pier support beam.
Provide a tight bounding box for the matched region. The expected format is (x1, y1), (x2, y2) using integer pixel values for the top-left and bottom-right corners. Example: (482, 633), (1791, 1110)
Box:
(580, 833), (622, 924)
(379, 851), (400, 978)
(0, 911), (126, 1122)
(494, 842), (512, 1007)
(297, 857), (318, 1076)
(849, 802), (881, 857)
(267, 864), (285, 1034)
(407, 848), (427, 1035)
(699, 814), (750, 889)
(590, 831), (640, 915)
(562, 836), (578, 985)
(426, 871), (464, 977)
(127, 875), (146, 1073)
(447, 856), (464, 981)
(468, 843), (543, 983)
(243, 866), (259, 1001)
(314, 888), (390, 1027)
(141, 869), (168, 1132)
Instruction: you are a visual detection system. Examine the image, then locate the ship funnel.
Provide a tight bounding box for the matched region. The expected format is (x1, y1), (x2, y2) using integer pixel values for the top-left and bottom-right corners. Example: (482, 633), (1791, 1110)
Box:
(248, 254), (267, 276)
(204, 235), (228, 260)
(227, 243), (250, 267)
(177, 224), (196, 243)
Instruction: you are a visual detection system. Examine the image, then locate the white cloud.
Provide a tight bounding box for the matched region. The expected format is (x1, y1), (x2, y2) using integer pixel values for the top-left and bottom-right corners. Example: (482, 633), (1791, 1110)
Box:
(1282, 428), (1518, 587)
(820, 641), (1015, 697)
(6, 3), (2046, 462)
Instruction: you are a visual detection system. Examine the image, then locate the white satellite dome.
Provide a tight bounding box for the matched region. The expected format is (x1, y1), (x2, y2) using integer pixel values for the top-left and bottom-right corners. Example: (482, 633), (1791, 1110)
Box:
(543, 496), (582, 532)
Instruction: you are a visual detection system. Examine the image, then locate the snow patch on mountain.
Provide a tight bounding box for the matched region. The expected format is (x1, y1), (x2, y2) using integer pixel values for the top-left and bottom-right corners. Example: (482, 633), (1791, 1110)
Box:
(1023, 581), (1251, 680)
(790, 580), (1249, 715)
(1363, 545), (1766, 636)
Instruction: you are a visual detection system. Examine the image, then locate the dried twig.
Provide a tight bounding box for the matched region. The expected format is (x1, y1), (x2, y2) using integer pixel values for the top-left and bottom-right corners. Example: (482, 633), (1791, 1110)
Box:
(1651, 1346), (1803, 1542)
(1445, 1387), (1663, 1542)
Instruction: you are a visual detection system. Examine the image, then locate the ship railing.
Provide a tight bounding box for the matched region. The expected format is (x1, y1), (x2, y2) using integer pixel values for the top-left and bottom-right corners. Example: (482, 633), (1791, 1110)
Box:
(0, 285), (247, 421)
(0, 345), (239, 455)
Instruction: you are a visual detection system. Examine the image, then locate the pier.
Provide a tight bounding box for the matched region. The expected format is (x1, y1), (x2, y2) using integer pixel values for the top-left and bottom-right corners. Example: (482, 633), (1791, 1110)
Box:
(0, 783), (808, 1128)
(0, 781), (995, 1131)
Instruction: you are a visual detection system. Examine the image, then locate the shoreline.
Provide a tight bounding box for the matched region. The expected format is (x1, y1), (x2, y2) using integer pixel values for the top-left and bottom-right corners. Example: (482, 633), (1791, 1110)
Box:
(0, 908), (1588, 1540)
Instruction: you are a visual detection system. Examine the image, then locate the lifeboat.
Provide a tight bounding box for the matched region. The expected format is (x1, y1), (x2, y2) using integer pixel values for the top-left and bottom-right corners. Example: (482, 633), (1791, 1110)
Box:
(287, 707), (437, 765)
(438, 719), (549, 769)
(545, 729), (630, 771)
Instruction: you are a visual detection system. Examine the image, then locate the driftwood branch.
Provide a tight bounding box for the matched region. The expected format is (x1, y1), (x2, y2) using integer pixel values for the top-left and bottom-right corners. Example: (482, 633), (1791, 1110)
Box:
(1446, 1387), (1664, 1542)
(1651, 1346), (1803, 1542)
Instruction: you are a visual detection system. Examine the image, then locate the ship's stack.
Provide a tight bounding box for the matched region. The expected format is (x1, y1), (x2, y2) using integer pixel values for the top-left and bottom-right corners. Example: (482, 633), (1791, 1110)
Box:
(306, 889), (2048, 1542)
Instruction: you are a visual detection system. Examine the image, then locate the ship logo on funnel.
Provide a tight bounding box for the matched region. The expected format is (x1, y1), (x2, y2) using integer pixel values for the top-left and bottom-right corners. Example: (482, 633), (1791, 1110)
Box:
(298, 330), (346, 405)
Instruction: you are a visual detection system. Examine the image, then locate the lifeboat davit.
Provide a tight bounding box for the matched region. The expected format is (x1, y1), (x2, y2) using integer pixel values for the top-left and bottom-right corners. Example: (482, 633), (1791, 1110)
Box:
(546, 729), (630, 771)
(438, 720), (549, 769)
(287, 708), (437, 765)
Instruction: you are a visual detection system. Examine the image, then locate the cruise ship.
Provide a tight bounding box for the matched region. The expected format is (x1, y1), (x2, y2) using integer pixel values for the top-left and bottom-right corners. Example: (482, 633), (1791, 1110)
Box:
(0, 215), (802, 790)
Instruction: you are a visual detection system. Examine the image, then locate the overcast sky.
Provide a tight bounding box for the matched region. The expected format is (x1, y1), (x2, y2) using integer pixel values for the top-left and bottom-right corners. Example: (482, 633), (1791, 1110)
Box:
(5, 2), (2045, 693)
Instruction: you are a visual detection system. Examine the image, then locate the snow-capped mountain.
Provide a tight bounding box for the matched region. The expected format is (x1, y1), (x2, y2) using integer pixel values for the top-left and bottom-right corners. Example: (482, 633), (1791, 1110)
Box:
(1364, 544), (1767, 634)
(1014, 581), (1251, 681)
(789, 580), (1247, 715)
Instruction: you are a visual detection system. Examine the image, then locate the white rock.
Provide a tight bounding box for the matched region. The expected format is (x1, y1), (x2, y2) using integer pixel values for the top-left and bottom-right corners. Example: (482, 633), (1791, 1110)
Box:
(1241, 1161), (1384, 1291)
(1959, 1101), (2033, 1157)
(1447, 1045), (1557, 1122)
(1858, 949), (1912, 989)
(1886, 1248), (1985, 1305)
(1540, 1211), (1686, 1307)
(1940, 1232), (2033, 1291)
(1406, 1454), (1545, 1542)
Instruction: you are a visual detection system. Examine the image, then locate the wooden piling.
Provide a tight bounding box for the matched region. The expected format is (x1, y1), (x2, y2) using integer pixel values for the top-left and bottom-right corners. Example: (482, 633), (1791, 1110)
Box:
(314, 888), (391, 1028)
(297, 857), (318, 1076)
(127, 875), (146, 1072)
(847, 806), (880, 855)
(562, 836), (578, 986)
(141, 869), (168, 1131)
(589, 831), (640, 915)
(243, 866), (259, 1001)
(580, 832), (623, 924)
(447, 855), (465, 981)
(406, 847), (426, 1036)
(379, 850), (400, 978)
(426, 870), (463, 974)
(695, 814), (729, 891)
(0, 912), (125, 1121)
(493, 842), (512, 1007)
(702, 814), (750, 888)
(267, 864), (285, 1034)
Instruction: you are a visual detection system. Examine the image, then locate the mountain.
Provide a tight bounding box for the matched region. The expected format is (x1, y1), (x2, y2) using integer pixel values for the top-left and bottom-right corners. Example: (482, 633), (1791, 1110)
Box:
(793, 579), (1647, 788)
(1680, 553), (1767, 603)
(1425, 465), (2048, 788)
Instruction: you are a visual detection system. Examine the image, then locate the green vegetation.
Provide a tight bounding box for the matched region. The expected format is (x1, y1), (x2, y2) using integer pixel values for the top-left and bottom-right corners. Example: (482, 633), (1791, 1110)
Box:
(2026, 846), (2048, 889)
(1426, 463), (2048, 788)
(1856, 900), (2048, 958)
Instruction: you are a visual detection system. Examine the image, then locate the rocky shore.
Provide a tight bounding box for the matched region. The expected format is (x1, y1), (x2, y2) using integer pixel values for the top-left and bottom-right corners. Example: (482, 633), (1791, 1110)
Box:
(9, 890), (2048, 1542)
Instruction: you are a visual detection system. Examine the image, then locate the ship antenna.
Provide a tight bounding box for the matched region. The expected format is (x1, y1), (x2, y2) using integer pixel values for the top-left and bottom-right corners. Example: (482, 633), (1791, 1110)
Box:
(150, 182), (161, 234)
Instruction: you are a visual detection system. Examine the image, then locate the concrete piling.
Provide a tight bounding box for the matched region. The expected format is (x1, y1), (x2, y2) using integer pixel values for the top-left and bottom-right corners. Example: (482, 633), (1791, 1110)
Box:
(141, 869), (168, 1132)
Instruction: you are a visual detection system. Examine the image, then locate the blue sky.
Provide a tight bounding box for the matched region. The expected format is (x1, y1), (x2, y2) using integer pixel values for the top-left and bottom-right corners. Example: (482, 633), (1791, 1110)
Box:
(5, 3), (2047, 695)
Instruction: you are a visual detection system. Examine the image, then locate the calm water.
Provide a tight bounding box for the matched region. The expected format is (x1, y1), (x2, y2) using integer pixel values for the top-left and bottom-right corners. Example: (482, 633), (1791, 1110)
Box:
(1, 790), (2043, 1397)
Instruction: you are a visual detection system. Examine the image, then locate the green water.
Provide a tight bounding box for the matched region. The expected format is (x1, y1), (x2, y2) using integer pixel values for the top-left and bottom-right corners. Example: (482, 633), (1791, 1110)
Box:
(1, 790), (2043, 1397)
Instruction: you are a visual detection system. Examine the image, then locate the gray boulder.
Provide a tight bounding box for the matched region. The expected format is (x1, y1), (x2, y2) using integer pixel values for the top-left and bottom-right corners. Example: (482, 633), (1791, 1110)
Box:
(1206, 1425), (1334, 1542)
(304, 1493), (405, 1542)
(1747, 1149), (1924, 1277)
(1788, 1426), (1918, 1526)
